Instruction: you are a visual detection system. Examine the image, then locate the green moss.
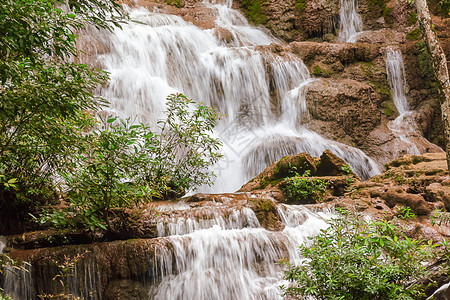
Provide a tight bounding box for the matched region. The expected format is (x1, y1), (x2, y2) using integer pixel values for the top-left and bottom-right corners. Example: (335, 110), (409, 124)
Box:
(383, 6), (393, 18)
(383, 107), (394, 116)
(295, 0), (307, 11)
(241, 0), (267, 25)
(313, 65), (323, 75)
(165, 0), (184, 8)
(369, 0), (385, 7)
(406, 28), (421, 41)
(416, 41), (436, 89)
(408, 12), (418, 25)
(360, 62), (376, 78)
(360, 62), (391, 100)
(260, 176), (269, 188)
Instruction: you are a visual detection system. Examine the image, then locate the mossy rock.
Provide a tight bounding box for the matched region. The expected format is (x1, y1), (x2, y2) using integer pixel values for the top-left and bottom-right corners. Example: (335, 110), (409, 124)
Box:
(382, 100), (398, 118)
(248, 198), (284, 231)
(316, 150), (358, 177)
(238, 152), (318, 192)
(406, 28), (421, 41)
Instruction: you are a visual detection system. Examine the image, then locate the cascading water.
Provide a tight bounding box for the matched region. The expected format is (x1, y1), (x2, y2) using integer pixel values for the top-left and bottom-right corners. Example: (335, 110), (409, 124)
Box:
(2, 200), (333, 300)
(148, 204), (331, 300)
(89, 0), (379, 193)
(338, 0), (363, 42)
(385, 47), (420, 154)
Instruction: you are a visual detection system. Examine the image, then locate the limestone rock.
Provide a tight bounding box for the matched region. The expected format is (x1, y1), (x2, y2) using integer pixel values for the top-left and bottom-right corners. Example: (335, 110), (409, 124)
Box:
(106, 280), (147, 300)
(426, 183), (450, 210)
(238, 152), (318, 192)
(381, 188), (433, 216)
(316, 150), (358, 177)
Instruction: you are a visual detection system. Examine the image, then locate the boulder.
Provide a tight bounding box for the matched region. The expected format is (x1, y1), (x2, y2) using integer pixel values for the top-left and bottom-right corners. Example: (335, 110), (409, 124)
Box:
(238, 152), (318, 192)
(381, 188), (433, 216)
(316, 150), (358, 177)
(426, 183), (450, 210)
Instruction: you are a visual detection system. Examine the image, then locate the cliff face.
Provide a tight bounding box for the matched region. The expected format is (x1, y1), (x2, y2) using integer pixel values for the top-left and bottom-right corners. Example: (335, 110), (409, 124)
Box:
(235, 0), (449, 162)
(121, 0), (446, 167)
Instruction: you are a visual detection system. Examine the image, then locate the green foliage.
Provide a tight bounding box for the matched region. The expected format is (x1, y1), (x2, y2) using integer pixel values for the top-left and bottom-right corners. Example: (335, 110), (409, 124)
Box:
(166, 0), (185, 8)
(341, 164), (355, 187)
(281, 170), (328, 202)
(40, 94), (222, 230)
(295, 0), (307, 11)
(62, 117), (154, 228)
(408, 12), (418, 25)
(395, 205), (417, 219)
(406, 28), (421, 41)
(0, 0), (124, 214)
(282, 209), (433, 299)
(431, 209), (450, 226)
(438, 0), (450, 17)
(143, 93), (223, 198)
(241, 0), (267, 25)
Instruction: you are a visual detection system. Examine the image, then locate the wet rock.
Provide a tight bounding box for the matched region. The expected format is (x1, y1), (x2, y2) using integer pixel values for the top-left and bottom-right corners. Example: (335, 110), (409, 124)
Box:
(305, 78), (382, 146)
(248, 198), (285, 231)
(106, 280), (147, 300)
(428, 282), (450, 300)
(238, 152), (318, 192)
(426, 183), (450, 210)
(316, 150), (358, 177)
(381, 189), (433, 216)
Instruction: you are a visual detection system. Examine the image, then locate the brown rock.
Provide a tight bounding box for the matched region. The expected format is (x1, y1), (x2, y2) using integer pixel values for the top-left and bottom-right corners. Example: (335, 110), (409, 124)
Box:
(238, 152), (317, 192)
(381, 189), (433, 216)
(106, 280), (147, 300)
(316, 150), (358, 177)
(426, 183), (450, 210)
(248, 198), (285, 231)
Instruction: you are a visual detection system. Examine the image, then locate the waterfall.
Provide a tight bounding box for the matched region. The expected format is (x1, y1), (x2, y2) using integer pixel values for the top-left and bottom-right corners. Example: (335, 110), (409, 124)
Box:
(2, 202), (333, 300)
(385, 48), (420, 154)
(85, 0), (380, 192)
(147, 203), (333, 299)
(338, 0), (363, 42)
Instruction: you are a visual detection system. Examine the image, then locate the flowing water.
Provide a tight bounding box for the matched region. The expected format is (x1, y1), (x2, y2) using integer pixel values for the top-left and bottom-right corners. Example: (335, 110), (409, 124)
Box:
(3, 202), (333, 300)
(338, 0), (363, 42)
(2, 2), (383, 299)
(88, 0), (379, 193)
(385, 47), (420, 154)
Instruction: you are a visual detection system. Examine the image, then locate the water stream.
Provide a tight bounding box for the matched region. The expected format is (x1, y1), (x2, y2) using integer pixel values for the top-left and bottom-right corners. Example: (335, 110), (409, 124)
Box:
(385, 47), (420, 154)
(338, 0), (363, 42)
(89, 0), (379, 193)
(2, 202), (332, 300)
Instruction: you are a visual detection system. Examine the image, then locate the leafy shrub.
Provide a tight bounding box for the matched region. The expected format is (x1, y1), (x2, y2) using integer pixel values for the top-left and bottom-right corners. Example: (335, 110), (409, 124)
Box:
(0, 0), (124, 227)
(281, 170), (328, 202)
(142, 93), (223, 199)
(41, 94), (222, 230)
(282, 209), (433, 299)
(62, 117), (154, 228)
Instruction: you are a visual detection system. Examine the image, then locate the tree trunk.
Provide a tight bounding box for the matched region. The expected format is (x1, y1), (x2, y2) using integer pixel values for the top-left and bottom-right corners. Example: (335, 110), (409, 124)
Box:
(415, 0), (450, 169)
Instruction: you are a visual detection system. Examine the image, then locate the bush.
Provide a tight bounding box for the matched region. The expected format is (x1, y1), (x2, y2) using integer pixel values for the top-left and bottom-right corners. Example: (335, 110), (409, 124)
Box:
(0, 0), (124, 229)
(142, 93), (223, 199)
(282, 209), (433, 299)
(41, 94), (222, 230)
(281, 170), (328, 202)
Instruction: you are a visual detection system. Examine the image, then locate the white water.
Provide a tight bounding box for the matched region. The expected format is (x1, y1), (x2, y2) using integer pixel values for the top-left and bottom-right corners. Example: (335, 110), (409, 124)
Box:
(385, 48), (420, 154)
(2, 202), (333, 300)
(148, 203), (332, 299)
(339, 0), (363, 42)
(88, 0), (380, 193)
